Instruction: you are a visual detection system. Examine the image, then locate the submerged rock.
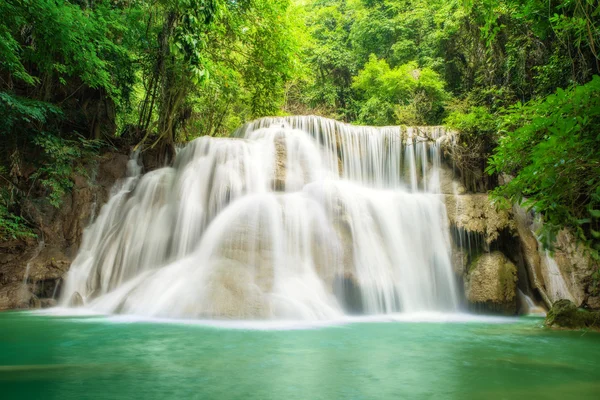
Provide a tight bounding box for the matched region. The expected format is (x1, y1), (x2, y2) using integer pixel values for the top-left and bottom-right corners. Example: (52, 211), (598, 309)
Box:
(465, 251), (517, 314)
(545, 299), (600, 329)
(40, 298), (58, 308)
(68, 291), (84, 307)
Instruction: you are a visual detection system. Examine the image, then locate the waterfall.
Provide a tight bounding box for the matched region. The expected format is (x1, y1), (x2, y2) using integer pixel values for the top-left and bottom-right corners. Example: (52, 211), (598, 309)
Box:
(60, 116), (460, 319)
(517, 289), (546, 316)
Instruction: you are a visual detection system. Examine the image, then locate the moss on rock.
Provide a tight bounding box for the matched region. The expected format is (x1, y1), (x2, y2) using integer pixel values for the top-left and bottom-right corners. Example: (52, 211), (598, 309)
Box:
(465, 251), (518, 314)
(545, 299), (600, 329)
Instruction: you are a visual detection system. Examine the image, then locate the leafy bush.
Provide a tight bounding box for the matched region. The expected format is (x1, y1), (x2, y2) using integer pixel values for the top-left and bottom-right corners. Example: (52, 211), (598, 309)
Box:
(352, 55), (448, 125)
(0, 202), (35, 241)
(444, 104), (498, 192)
(488, 76), (600, 255)
(32, 133), (102, 207)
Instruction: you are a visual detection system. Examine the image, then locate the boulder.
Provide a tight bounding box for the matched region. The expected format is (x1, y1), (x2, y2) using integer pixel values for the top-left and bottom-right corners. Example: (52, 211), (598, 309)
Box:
(465, 251), (517, 314)
(512, 205), (552, 307)
(545, 299), (600, 329)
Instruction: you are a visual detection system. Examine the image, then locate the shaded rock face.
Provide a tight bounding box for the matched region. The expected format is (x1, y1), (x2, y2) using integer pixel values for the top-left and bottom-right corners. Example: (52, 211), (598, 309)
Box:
(464, 252), (517, 314)
(444, 192), (524, 315)
(513, 206), (600, 310)
(545, 299), (600, 329)
(0, 152), (129, 310)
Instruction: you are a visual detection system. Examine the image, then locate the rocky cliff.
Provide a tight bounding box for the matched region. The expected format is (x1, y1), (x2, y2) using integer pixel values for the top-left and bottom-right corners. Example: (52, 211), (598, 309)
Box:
(0, 152), (130, 310)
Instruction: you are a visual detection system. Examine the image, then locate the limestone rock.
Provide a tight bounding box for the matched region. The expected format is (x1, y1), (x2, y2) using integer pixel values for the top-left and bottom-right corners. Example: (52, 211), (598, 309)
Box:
(512, 205), (552, 308)
(513, 204), (600, 309)
(68, 292), (83, 307)
(272, 135), (287, 191)
(450, 244), (468, 276)
(40, 298), (58, 308)
(445, 194), (514, 244)
(0, 282), (33, 309)
(438, 166), (465, 195)
(550, 229), (598, 307)
(465, 251), (517, 314)
(202, 259), (271, 319)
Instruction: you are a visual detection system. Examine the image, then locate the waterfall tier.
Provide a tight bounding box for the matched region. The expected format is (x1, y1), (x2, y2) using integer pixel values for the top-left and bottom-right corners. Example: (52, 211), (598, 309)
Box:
(61, 116), (460, 319)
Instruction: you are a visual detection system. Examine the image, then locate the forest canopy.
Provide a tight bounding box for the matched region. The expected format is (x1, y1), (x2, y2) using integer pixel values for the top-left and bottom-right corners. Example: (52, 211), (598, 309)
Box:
(1, 0), (599, 255)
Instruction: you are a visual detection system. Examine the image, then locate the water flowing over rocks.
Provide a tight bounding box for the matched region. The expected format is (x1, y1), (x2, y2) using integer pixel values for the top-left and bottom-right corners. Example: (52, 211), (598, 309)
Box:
(57, 116), (461, 319)
(513, 206), (600, 310)
(2, 116), (598, 318)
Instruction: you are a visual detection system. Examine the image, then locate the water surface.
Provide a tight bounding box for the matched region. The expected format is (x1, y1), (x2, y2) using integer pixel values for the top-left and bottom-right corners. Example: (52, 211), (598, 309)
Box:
(1, 312), (599, 399)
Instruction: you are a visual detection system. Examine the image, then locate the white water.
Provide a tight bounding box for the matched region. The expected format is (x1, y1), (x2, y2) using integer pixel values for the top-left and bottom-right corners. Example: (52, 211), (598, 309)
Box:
(542, 250), (576, 304)
(60, 116), (460, 320)
(22, 239), (45, 292)
(517, 289), (546, 316)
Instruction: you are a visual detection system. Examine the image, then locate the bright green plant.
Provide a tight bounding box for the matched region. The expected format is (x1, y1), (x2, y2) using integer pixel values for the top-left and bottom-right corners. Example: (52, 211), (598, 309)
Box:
(352, 55), (447, 125)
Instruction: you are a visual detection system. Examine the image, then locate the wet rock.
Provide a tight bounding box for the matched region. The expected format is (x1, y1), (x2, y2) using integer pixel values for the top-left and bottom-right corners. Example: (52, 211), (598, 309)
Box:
(29, 295), (41, 309)
(550, 229), (598, 307)
(545, 299), (600, 329)
(0, 282), (32, 309)
(444, 194), (515, 244)
(512, 206), (551, 307)
(68, 292), (84, 307)
(272, 136), (287, 191)
(465, 251), (517, 314)
(203, 259), (271, 319)
(438, 166), (465, 195)
(587, 296), (600, 309)
(513, 205), (600, 309)
(450, 244), (468, 276)
(40, 298), (57, 308)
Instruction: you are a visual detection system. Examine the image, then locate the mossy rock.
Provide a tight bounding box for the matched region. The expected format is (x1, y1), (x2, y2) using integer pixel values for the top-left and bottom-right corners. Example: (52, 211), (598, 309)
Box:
(545, 299), (600, 329)
(465, 251), (518, 315)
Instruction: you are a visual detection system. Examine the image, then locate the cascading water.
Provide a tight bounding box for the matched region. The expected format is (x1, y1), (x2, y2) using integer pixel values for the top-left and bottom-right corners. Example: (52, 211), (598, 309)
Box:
(60, 116), (460, 319)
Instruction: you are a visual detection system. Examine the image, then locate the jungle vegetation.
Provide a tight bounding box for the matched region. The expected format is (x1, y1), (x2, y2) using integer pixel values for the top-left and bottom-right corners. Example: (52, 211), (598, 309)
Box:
(1, 0), (599, 257)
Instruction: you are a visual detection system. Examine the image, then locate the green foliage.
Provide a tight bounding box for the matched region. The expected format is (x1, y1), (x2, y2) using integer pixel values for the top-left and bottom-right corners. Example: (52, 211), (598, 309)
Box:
(0, 202), (35, 241)
(293, 0), (462, 121)
(32, 133), (102, 207)
(488, 76), (600, 254)
(352, 56), (447, 125)
(0, 92), (101, 208)
(445, 105), (497, 137)
(443, 103), (499, 192)
(1, 0), (599, 263)
(0, 0), (302, 229)
(0, 0), (135, 102)
(0, 92), (62, 131)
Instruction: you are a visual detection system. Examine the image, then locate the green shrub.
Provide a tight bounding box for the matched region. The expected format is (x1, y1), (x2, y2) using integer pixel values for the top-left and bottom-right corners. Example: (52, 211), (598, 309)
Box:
(488, 76), (600, 256)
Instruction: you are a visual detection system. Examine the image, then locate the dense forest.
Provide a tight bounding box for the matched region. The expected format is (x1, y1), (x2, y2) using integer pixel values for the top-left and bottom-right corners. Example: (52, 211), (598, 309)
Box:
(1, 0), (599, 260)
